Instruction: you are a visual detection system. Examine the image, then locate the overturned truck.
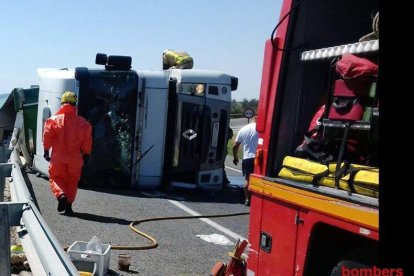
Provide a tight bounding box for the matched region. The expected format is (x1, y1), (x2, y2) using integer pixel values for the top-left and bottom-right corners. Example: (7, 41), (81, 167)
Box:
(29, 54), (237, 192)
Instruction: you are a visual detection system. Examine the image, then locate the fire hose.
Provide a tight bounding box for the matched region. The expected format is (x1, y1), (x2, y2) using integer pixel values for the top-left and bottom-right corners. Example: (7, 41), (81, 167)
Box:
(64, 211), (249, 251)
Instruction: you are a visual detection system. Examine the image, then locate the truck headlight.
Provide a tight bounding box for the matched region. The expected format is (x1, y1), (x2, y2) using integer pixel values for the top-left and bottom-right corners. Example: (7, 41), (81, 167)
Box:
(179, 83), (205, 96)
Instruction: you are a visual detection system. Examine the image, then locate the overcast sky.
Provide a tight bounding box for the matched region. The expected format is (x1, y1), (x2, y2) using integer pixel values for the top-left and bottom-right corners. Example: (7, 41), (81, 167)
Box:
(0, 1), (282, 100)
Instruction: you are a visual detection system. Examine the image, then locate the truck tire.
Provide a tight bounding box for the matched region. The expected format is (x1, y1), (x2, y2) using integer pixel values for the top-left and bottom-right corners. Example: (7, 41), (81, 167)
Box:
(330, 259), (370, 276)
(330, 247), (377, 276)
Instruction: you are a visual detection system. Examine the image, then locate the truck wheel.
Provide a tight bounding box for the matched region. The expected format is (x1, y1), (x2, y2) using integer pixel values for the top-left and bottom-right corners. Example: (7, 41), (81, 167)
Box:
(330, 259), (370, 276)
(330, 247), (377, 276)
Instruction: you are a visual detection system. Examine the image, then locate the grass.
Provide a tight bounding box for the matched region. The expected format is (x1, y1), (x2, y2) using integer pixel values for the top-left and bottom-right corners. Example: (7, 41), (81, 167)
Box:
(226, 130), (243, 160)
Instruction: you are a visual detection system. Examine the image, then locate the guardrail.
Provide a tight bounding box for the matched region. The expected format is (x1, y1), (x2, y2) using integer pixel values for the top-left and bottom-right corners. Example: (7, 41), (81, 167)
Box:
(1, 147), (78, 275)
(230, 113), (245, 119)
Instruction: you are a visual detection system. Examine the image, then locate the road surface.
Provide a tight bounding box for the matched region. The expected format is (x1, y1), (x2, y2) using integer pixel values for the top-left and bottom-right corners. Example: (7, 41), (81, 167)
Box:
(229, 117), (251, 132)
(26, 156), (248, 276)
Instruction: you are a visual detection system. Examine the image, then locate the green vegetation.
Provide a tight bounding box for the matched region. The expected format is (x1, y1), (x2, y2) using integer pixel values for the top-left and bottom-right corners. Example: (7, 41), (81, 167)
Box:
(226, 130), (243, 160)
(231, 99), (258, 117)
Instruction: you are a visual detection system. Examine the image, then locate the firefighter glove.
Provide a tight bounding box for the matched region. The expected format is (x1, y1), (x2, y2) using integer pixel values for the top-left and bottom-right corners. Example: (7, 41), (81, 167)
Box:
(43, 150), (51, 161)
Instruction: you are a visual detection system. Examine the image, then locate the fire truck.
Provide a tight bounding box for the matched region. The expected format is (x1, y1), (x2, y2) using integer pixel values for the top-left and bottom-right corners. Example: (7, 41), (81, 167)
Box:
(245, 0), (384, 275)
(29, 53), (237, 192)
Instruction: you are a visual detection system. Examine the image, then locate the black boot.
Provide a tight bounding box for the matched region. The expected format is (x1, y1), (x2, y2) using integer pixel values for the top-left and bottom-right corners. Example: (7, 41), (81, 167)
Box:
(65, 203), (74, 215)
(57, 194), (67, 213)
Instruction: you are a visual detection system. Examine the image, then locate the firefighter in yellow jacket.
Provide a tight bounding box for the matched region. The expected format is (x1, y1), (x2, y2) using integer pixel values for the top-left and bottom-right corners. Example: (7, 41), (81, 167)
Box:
(43, 91), (92, 215)
(162, 49), (194, 70)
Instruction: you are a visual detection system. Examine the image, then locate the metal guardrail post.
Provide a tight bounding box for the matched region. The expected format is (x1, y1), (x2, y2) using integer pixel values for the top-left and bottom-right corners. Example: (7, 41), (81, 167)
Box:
(0, 163), (12, 202)
(1, 148), (13, 202)
(0, 148), (12, 162)
(1, 148), (14, 274)
(0, 203), (11, 275)
(0, 202), (25, 276)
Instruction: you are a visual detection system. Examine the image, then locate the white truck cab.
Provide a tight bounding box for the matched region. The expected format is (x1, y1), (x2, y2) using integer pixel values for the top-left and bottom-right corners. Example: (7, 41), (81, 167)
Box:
(33, 54), (237, 192)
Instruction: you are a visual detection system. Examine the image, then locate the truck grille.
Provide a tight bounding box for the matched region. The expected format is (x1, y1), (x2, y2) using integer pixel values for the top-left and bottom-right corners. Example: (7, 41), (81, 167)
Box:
(172, 102), (211, 173)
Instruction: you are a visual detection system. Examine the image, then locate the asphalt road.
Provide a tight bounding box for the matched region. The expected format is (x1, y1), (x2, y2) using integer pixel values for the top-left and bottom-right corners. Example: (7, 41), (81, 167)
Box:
(229, 117), (251, 132)
(26, 155), (248, 276)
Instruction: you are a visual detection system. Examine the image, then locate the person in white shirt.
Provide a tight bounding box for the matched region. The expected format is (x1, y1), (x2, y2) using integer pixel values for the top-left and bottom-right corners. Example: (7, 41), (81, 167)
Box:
(232, 115), (258, 206)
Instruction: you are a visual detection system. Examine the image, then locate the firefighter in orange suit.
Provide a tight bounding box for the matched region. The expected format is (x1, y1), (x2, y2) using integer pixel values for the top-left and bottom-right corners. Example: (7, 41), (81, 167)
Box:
(43, 91), (92, 215)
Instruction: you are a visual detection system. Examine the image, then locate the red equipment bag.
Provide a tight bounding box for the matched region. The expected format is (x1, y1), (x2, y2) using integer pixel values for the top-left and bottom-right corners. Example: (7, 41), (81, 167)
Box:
(333, 79), (371, 98)
(328, 79), (372, 121)
(328, 98), (364, 121)
(295, 105), (337, 163)
(335, 54), (378, 79)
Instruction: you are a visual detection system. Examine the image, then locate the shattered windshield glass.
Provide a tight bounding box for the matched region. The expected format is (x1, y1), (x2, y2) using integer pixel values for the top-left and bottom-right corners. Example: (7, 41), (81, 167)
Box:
(77, 70), (138, 188)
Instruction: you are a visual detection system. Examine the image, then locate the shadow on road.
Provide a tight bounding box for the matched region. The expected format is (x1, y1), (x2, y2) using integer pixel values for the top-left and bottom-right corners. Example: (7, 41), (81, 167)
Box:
(78, 183), (246, 205)
(26, 164), (246, 206)
(65, 211), (131, 225)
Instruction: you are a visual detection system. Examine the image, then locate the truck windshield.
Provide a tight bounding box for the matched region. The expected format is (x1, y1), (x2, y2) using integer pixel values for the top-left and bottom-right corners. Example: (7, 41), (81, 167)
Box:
(77, 69), (138, 188)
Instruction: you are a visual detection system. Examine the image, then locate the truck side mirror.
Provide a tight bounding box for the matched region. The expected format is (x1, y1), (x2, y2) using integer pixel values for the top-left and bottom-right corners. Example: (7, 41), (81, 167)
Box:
(231, 77), (238, 91)
(96, 53), (108, 65)
(95, 53), (132, 71)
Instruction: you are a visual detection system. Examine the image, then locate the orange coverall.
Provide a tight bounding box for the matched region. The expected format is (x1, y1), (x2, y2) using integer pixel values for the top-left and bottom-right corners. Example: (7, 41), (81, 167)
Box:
(43, 104), (92, 203)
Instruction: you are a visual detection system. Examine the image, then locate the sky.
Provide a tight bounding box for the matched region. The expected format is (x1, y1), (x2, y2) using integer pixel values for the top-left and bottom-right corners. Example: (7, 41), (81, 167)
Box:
(0, 1), (282, 101)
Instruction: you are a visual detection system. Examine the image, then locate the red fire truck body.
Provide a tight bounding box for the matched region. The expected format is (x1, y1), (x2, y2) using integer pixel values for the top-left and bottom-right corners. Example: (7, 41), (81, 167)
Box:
(246, 0), (379, 274)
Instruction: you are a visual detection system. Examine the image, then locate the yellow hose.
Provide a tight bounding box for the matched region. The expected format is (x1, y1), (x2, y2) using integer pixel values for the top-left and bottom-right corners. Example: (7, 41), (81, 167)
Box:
(64, 212), (249, 251)
(112, 212), (250, 250)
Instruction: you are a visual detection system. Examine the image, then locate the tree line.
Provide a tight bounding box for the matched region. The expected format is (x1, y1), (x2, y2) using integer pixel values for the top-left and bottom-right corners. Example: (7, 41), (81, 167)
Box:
(231, 99), (258, 116)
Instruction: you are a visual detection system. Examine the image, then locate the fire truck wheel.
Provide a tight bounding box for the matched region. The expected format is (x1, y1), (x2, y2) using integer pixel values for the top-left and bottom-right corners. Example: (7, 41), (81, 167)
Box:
(330, 259), (370, 276)
(330, 247), (378, 276)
